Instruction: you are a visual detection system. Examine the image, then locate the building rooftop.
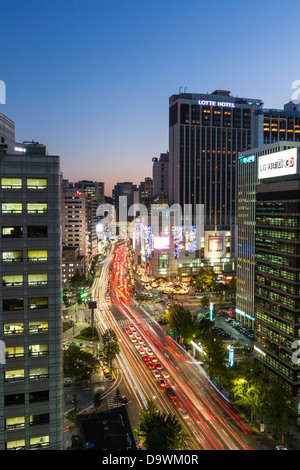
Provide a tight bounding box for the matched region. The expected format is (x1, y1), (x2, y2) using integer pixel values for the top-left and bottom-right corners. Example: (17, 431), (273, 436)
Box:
(74, 405), (137, 450)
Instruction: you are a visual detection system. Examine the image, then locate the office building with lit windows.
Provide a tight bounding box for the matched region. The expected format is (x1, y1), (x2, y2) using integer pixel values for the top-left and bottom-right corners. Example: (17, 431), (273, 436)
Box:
(236, 141), (300, 328)
(168, 91), (300, 276)
(61, 186), (88, 271)
(168, 89), (264, 274)
(253, 144), (300, 408)
(0, 139), (63, 450)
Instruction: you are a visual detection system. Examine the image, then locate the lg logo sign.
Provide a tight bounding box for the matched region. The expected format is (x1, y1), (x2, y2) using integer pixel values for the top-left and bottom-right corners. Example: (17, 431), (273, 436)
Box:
(0, 80), (6, 105)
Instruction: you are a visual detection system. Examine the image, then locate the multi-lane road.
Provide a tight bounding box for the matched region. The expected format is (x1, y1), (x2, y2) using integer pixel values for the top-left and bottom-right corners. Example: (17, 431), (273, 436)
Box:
(91, 242), (274, 450)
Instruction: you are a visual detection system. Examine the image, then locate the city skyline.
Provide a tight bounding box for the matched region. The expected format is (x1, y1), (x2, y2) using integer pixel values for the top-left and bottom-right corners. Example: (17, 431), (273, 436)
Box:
(1, 0), (300, 194)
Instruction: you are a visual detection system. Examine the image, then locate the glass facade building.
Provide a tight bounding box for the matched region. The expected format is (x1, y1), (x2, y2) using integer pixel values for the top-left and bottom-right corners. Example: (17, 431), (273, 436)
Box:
(0, 141), (63, 450)
(255, 174), (300, 402)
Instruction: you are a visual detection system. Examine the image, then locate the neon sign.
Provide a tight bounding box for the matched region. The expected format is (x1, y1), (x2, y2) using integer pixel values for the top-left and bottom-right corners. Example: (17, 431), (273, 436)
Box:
(198, 100), (235, 108)
(239, 154), (255, 164)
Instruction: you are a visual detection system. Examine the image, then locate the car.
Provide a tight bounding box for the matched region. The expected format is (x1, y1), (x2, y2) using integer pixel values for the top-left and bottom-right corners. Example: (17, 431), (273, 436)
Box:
(151, 357), (158, 363)
(159, 379), (167, 387)
(166, 386), (176, 400)
(143, 355), (151, 362)
(131, 337), (137, 343)
(178, 408), (189, 419)
(147, 362), (155, 370)
(275, 445), (288, 450)
(162, 370), (170, 378)
(147, 350), (154, 356)
(152, 370), (160, 378)
(122, 396), (128, 405)
(138, 348), (145, 355)
(155, 363), (163, 370)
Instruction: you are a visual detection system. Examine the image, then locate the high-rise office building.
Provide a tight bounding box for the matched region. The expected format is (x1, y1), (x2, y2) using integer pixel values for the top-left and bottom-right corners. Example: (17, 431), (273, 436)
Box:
(253, 145), (300, 407)
(168, 89), (264, 273)
(61, 185), (88, 272)
(236, 141), (300, 327)
(74, 180), (104, 207)
(139, 177), (153, 208)
(152, 152), (169, 200)
(0, 112), (15, 154)
(0, 139), (63, 450)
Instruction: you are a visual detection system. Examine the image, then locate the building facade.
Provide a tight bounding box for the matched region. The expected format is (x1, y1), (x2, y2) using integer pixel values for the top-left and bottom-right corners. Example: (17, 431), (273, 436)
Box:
(236, 142), (300, 328)
(152, 152), (169, 200)
(0, 140), (63, 450)
(168, 89), (264, 274)
(61, 186), (88, 272)
(254, 146), (300, 408)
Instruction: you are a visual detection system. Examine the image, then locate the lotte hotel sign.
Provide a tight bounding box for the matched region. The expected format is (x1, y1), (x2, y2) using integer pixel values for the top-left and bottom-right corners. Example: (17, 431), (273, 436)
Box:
(198, 99), (235, 108)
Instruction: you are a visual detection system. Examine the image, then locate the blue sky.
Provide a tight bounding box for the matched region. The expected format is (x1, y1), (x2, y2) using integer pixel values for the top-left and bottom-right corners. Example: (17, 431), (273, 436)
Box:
(1, 0), (300, 194)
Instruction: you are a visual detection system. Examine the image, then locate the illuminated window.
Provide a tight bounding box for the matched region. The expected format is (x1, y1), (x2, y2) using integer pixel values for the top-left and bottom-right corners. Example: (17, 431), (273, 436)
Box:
(1, 203), (22, 214)
(29, 322), (48, 333)
(1, 178), (22, 189)
(3, 275), (23, 287)
(29, 367), (48, 380)
(2, 251), (23, 262)
(27, 178), (47, 189)
(27, 203), (47, 214)
(28, 250), (48, 261)
(29, 344), (48, 356)
(2, 226), (23, 238)
(3, 323), (24, 335)
(5, 369), (25, 382)
(5, 440), (25, 450)
(5, 346), (24, 358)
(28, 274), (48, 286)
(5, 417), (25, 430)
(30, 436), (50, 449)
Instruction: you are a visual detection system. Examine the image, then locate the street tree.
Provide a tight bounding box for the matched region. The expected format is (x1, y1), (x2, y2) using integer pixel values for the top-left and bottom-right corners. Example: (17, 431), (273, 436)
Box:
(63, 344), (99, 380)
(65, 392), (81, 431)
(200, 329), (227, 385)
(93, 391), (102, 413)
(102, 328), (120, 375)
(137, 398), (186, 450)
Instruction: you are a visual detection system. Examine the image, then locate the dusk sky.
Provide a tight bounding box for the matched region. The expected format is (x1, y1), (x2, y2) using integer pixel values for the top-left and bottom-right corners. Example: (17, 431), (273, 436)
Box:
(1, 0), (300, 195)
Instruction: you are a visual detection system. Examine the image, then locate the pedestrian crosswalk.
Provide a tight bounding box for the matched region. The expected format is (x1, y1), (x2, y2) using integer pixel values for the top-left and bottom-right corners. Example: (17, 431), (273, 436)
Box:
(106, 394), (117, 409)
(116, 317), (157, 329)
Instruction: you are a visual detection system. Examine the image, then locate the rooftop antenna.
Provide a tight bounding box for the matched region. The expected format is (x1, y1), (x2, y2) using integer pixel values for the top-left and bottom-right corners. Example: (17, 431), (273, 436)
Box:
(184, 87), (187, 93)
(179, 86), (181, 93)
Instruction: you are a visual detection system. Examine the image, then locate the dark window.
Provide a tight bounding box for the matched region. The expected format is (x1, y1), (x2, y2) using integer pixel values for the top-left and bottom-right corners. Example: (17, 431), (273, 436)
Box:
(3, 298), (23, 311)
(27, 226), (48, 238)
(180, 104), (190, 124)
(30, 413), (49, 426)
(4, 393), (25, 406)
(169, 103), (178, 127)
(29, 390), (49, 403)
(28, 297), (48, 309)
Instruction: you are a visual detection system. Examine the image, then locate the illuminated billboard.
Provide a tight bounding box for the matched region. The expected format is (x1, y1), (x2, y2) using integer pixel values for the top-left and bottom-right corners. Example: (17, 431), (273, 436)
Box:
(204, 231), (227, 259)
(153, 236), (170, 250)
(258, 147), (299, 180)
